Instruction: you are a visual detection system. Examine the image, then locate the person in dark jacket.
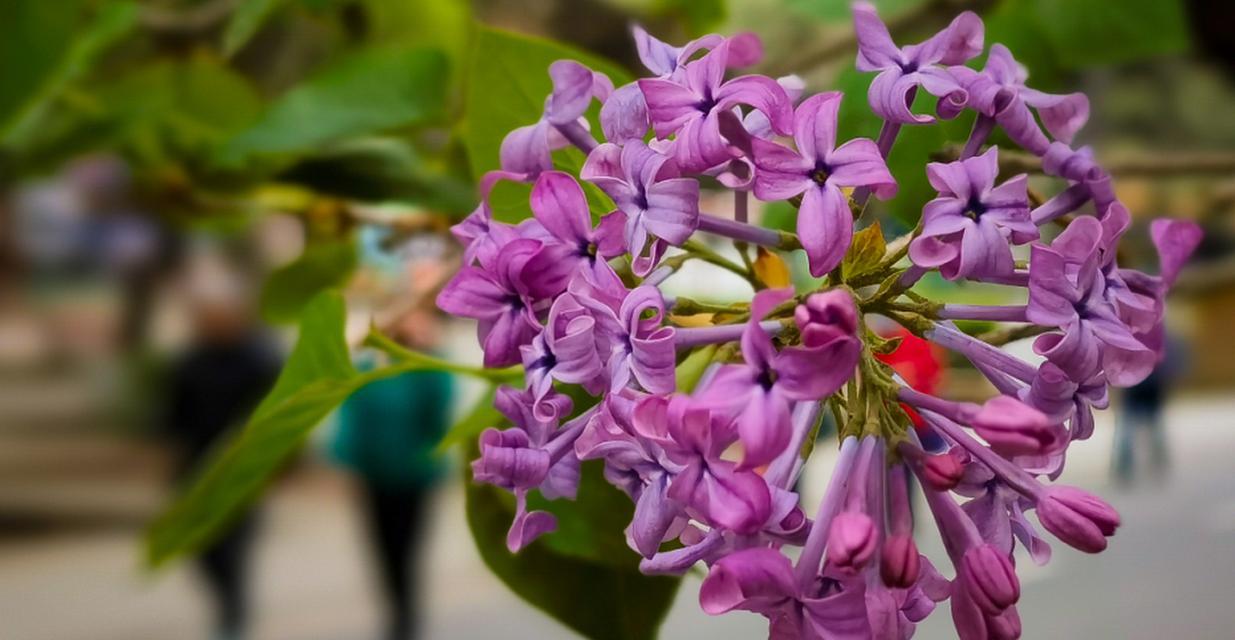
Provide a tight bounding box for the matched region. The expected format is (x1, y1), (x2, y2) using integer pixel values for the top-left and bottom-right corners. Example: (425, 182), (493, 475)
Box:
(164, 261), (280, 640)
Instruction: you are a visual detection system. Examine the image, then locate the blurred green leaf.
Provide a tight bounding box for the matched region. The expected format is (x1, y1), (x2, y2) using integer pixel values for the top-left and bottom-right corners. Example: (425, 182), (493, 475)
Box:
(146, 292), (476, 567)
(0, 1), (138, 144)
(363, 0), (472, 63)
(653, 0), (728, 35)
(676, 344), (718, 392)
(1032, 0), (1190, 68)
(785, 0), (919, 21)
(224, 46), (449, 159)
(466, 441), (681, 640)
(279, 137), (474, 212)
(462, 26), (632, 183)
(146, 292), (357, 567)
(260, 239), (358, 324)
(222, 0), (288, 58)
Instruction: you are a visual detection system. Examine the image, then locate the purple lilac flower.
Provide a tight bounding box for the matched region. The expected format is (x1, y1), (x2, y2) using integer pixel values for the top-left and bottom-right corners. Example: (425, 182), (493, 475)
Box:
(697, 288), (860, 468)
(951, 44), (1089, 155)
(852, 2), (983, 124)
(633, 393), (772, 534)
(436, 238), (542, 368)
(500, 60), (612, 174)
(638, 40), (793, 173)
(582, 140), (700, 275)
(750, 92), (897, 277)
(520, 170), (626, 296)
(908, 148), (1037, 281)
(1027, 216), (1155, 386)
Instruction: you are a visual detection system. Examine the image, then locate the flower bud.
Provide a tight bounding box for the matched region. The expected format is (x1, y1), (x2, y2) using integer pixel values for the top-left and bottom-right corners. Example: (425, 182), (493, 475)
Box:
(960, 544), (1020, 615)
(970, 395), (1061, 457)
(880, 534), (921, 588)
(920, 449), (966, 491)
(1036, 486), (1120, 553)
(794, 290), (859, 349)
(826, 512), (877, 574)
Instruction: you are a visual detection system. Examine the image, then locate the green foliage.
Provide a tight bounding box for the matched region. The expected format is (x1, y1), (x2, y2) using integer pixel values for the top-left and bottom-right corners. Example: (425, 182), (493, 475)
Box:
(465, 442), (681, 640)
(1032, 0), (1190, 68)
(222, 0), (288, 58)
(0, 1), (138, 144)
(786, 0), (920, 21)
(842, 221), (887, 280)
(147, 292), (359, 567)
(462, 27), (632, 222)
(260, 239), (358, 324)
(653, 0), (728, 35)
(677, 344), (719, 392)
(224, 46), (450, 159)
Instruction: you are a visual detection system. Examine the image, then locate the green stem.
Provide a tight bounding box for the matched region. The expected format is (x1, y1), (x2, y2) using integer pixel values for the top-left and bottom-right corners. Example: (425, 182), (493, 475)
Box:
(364, 326), (522, 382)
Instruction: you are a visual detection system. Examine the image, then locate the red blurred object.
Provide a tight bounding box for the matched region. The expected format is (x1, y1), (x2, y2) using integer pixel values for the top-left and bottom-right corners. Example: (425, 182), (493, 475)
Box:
(876, 327), (945, 428)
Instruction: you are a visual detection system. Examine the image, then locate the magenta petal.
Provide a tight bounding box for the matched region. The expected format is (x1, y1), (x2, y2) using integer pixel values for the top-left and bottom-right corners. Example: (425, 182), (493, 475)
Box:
(699, 547), (797, 616)
(827, 137), (897, 197)
(500, 121), (553, 175)
(507, 492), (557, 552)
(716, 74), (793, 135)
(531, 171), (592, 244)
(638, 78), (702, 139)
(1150, 218), (1203, 286)
(751, 137), (812, 201)
(798, 183), (853, 277)
(736, 388), (792, 469)
(1021, 88), (1089, 144)
(601, 82), (650, 142)
(852, 2), (902, 72)
(792, 92), (840, 162)
(547, 60), (598, 125)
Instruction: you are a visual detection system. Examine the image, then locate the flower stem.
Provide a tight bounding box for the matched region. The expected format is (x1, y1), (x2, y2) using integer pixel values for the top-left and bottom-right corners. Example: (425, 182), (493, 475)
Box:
(925, 322), (1037, 382)
(795, 435), (863, 589)
(553, 120), (598, 154)
(697, 212), (800, 250)
(1031, 183), (1091, 225)
(937, 304), (1028, 322)
(364, 326), (522, 381)
(674, 320), (783, 349)
(961, 115), (996, 159)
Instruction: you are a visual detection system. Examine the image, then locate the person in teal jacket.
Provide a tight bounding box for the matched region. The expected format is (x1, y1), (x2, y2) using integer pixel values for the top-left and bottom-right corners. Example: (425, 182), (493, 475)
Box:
(332, 308), (454, 640)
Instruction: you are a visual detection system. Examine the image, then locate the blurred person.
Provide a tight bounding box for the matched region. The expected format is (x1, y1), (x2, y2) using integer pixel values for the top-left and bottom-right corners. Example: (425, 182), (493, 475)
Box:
(331, 306), (454, 640)
(1113, 330), (1188, 485)
(162, 249), (280, 640)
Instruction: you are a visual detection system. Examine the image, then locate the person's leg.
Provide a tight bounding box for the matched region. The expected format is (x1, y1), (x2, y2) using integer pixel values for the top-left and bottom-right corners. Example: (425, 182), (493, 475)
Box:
(363, 484), (425, 640)
(197, 514), (254, 640)
(1113, 407), (1138, 485)
(1146, 403), (1170, 475)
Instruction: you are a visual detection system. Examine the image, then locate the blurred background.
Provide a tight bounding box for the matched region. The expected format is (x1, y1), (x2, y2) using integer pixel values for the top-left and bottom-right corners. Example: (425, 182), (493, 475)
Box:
(1, 0), (1234, 638)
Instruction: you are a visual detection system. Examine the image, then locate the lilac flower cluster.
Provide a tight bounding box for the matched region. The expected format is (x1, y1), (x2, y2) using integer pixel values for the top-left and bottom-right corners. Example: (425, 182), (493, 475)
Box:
(440, 4), (1202, 639)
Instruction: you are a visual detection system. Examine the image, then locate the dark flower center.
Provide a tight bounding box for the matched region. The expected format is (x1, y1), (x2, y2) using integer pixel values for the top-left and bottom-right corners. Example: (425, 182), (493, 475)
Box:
(578, 239), (599, 262)
(810, 161), (831, 185)
(963, 195), (987, 220)
(532, 351), (557, 372)
(505, 294), (525, 311)
(696, 88), (717, 113)
(756, 367), (778, 391)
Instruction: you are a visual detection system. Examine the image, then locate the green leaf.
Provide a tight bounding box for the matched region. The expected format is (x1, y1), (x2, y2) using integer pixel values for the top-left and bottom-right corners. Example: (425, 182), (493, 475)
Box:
(1032, 0), (1190, 68)
(222, 0), (287, 58)
(146, 292), (357, 567)
(433, 385), (501, 454)
(260, 239), (358, 324)
(676, 344), (718, 392)
(842, 221), (886, 280)
(146, 292), (472, 567)
(0, 1), (139, 143)
(653, 0), (728, 35)
(224, 46), (449, 159)
(465, 442), (681, 639)
(462, 27), (632, 221)
(785, 0), (920, 21)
